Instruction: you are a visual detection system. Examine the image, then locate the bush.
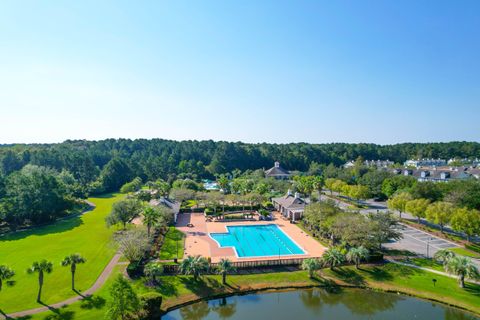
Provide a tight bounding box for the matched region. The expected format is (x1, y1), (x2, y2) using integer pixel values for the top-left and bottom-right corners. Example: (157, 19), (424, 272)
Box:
(368, 252), (384, 263)
(127, 261), (142, 278)
(465, 243), (480, 254)
(139, 292), (163, 319)
(258, 209), (270, 217)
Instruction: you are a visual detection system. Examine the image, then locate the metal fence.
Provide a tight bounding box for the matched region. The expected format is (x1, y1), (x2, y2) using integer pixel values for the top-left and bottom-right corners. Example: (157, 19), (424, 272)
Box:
(162, 257), (308, 274)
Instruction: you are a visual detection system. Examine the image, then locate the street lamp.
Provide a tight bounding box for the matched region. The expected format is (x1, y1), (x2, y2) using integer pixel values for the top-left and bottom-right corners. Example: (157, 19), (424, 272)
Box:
(174, 239), (179, 263)
(426, 237), (433, 258)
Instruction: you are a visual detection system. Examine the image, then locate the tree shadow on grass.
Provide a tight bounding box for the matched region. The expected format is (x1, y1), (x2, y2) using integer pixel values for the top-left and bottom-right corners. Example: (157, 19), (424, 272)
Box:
(154, 278), (179, 296)
(92, 193), (117, 199)
(80, 295), (106, 310)
(464, 282), (480, 295)
(331, 268), (366, 286)
(36, 304), (75, 320)
(0, 308), (17, 319)
(0, 216), (84, 241)
(179, 277), (225, 297)
(361, 267), (394, 281)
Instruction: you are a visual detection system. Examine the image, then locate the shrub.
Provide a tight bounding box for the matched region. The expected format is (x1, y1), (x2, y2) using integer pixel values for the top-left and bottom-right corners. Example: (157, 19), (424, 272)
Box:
(126, 261), (142, 278)
(258, 209), (270, 217)
(139, 292), (163, 319)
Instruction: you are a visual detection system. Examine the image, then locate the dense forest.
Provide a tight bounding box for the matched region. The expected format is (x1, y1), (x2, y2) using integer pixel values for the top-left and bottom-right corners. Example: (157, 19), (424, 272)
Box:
(1, 139), (479, 183)
(0, 139), (479, 230)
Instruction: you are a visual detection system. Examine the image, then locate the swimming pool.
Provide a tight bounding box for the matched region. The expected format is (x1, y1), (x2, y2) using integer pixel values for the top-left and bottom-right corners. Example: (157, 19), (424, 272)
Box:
(210, 224), (305, 258)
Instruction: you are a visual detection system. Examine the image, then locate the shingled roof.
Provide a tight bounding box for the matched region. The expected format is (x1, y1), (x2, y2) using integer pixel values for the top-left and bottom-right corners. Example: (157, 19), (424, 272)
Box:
(265, 161), (290, 177)
(272, 194), (306, 209)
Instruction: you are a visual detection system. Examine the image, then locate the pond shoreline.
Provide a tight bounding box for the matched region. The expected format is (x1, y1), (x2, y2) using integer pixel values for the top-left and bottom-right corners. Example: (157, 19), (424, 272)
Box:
(161, 278), (480, 317)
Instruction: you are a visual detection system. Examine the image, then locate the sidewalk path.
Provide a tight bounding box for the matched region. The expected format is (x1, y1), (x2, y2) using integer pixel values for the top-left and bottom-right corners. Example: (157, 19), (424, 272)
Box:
(387, 259), (480, 285)
(3, 253), (122, 319)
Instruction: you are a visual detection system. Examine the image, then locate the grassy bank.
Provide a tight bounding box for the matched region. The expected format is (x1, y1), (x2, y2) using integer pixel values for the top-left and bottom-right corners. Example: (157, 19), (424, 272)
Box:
(0, 193), (123, 314)
(26, 262), (480, 319)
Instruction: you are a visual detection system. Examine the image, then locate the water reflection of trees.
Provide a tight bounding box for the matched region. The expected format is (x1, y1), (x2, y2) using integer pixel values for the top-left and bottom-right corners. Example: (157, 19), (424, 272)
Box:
(445, 308), (478, 320)
(178, 297), (237, 320)
(179, 301), (210, 320)
(299, 288), (401, 316)
(212, 297), (237, 319)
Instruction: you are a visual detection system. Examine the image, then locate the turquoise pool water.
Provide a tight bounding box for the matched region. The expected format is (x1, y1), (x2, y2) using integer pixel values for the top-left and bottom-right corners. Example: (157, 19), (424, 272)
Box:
(210, 224), (305, 258)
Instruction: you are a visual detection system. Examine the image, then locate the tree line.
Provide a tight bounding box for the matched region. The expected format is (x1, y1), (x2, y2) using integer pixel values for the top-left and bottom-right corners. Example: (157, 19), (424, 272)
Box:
(2, 139), (480, 185)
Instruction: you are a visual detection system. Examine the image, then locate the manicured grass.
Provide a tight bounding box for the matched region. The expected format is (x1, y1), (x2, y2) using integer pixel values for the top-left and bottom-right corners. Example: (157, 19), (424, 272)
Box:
(322, 264), (480, 314)
(0, 193), (123, 314)
(402, 257), (445, 272)
(24, 262), (480, 319)
(449, 247), (480, 259)
(158, 227), (185, 260)
(27, 265), (125, 320)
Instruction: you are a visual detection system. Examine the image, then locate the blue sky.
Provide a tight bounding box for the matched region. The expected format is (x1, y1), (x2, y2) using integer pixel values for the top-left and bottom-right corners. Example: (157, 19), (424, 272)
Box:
(1, 1), (479, 144)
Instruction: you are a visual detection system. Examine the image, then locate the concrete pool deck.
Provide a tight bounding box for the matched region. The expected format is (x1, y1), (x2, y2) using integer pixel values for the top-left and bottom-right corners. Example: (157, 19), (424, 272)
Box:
(176, 212), (326, 263)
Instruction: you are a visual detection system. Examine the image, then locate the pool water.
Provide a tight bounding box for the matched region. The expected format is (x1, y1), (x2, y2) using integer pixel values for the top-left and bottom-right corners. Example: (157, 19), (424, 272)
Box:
(210, 224), (305, 258)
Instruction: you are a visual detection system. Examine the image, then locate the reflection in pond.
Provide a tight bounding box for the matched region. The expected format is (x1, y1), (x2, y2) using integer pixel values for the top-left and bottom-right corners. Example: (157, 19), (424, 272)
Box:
(178, 301), (210, 320)
(211, 297), (237, 319)
(163, 288), (479, 320)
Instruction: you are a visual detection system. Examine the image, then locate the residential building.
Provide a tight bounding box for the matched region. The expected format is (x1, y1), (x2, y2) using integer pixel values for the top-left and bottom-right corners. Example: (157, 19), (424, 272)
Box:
(392, 166), (478, 182)
(344, 159), (394, 168)
(404, 158), (447, 168)
(265, 161), (291, 180)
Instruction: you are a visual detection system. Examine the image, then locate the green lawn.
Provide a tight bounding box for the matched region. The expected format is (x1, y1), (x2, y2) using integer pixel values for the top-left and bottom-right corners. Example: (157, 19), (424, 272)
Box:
(402, 257), (445, 272)
(449, 247), (480, 259)
(322, 263), (480, 314)
(158, 227), (185, 260)
(26, 265), (124, 320)
(0, 193), (123, 314)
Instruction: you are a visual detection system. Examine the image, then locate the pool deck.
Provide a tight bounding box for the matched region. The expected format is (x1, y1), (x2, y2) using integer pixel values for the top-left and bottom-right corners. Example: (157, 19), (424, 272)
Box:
(176, 212), (326, 263)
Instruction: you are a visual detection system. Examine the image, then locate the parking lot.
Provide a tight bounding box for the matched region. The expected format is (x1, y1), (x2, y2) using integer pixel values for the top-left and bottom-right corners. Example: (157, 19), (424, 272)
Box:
(384, 223), (459, 257)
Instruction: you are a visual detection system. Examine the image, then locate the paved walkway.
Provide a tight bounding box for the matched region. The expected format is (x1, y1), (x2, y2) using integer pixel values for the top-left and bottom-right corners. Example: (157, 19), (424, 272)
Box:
(387, 259), (480, 285)
(3, 253), (122, 319)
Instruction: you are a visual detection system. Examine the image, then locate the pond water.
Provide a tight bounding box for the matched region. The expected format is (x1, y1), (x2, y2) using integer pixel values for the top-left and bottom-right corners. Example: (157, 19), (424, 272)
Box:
(162, 288), (479, 320)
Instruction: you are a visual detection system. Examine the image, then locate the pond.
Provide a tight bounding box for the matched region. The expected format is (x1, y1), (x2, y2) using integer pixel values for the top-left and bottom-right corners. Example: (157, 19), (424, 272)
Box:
(162, 288), (479, 320)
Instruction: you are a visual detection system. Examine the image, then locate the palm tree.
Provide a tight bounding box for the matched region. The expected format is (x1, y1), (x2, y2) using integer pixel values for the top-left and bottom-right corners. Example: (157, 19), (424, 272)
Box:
(61, 253), (86, 291)
(433, 249), (456, 266)
(321, 248), (345, 271)
(179, 256), (209, 281)
(301, 258), (321, 278)
(142, 206), (160, 237)
(0, 265), (15, 292)
(27, 260), (53, 302)
(444, 256), (480, 288)
(216, 258), (236, 284)
(144, 262), (163, 284)
(346, 246), (370, 269)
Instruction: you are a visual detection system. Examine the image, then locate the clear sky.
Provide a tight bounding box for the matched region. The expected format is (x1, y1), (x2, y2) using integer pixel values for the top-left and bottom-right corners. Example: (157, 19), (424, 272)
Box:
(1, 1), (479, 144)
